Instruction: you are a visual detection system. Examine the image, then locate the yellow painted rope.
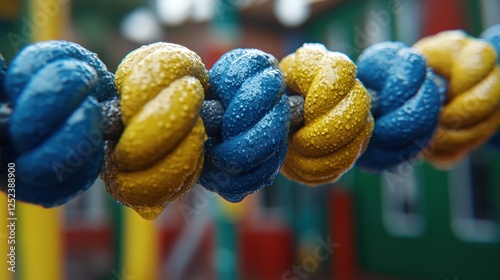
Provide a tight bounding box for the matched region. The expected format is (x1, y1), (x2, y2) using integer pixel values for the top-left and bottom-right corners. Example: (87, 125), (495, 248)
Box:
(279, 44), (374, 185)
(102, 43), (209, 220)
(414, 30), (500, 167)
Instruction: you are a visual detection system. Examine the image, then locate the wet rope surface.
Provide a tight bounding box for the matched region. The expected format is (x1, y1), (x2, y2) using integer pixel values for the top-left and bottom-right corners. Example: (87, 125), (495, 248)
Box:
(0, 24), (499, 219)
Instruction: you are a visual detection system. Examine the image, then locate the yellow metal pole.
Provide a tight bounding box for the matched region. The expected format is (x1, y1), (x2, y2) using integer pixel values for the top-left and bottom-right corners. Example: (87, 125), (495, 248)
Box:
(123, 207), (159, 280)
(30, 0), (67, 42)
(17, 0), (68, 279)
(17, 205), (63, 280)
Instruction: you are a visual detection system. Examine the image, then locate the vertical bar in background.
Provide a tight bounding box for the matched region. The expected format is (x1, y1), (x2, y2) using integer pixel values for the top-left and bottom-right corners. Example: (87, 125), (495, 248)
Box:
(393, 0), (422, 44)
(123, 208), (159, 280)
(17, 0), (67, 279)
(1, 2), (21, 279)
(214, 197), (245, 280)
(330, 190), (356, 280)
(421, 0), (466, 36)
(463, 0), (483, 35)
(211, 0), (240, 47)
(17, 205), (63, 280)
(0, 0), (23, 60)
(480, 0), (500, 29)
(109, 195), (124, 278)
(206, 0), (241, 67)
(293, 183), (325, 276)
(209, 1), (241, 279)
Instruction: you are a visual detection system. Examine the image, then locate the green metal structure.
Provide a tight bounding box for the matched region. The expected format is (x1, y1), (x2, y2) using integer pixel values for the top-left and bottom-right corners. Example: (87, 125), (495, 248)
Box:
(354, 151), (500, 279)
(305, 0), (500, 279)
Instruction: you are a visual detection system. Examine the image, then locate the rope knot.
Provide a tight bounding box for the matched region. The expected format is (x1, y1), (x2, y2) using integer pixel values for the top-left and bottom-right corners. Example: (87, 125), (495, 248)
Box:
(414, 30), (500, 167)
(200, 49), (289, 202)
(279, 44), (373, 185)
(102, 43), (209, 220)
(2, 41), (116, 207)
(356, 41), (442, 171)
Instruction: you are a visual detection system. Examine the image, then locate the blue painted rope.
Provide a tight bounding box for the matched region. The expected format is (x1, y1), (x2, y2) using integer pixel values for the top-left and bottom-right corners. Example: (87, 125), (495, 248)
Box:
(200, 49), (290, 202)
(1, 37), (494, 207)
(355, 42), (443, 171)
(1, 41), (117, 207)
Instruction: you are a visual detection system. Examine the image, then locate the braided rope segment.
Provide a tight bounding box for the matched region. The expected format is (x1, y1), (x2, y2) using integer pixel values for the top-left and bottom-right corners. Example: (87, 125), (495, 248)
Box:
(481, 24), (500, 149)
(1, 41), (116, 207)
(355, 42), (442, 171)
(101, 43), (209, 220)
(279, 44), (373, 185)
(414, 31), (500, 167)
(200, 49), (290, 202)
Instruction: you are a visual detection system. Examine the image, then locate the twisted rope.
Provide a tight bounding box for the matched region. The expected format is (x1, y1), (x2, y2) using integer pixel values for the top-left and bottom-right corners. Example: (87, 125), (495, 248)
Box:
(414, 30), (500, 167)
(1, 26), (499, 219)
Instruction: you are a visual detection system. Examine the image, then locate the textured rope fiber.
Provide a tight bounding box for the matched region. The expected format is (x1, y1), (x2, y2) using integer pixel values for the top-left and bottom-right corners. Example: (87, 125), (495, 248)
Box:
(1, 41), (117, 207)
(279, 44), (374, 185)
(101, 43), (209, 220)
(1, 25), (500, 219)
(355, 42), (443, 171)
(414, 30), (500, 167)
(200, 49), (290, 202)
